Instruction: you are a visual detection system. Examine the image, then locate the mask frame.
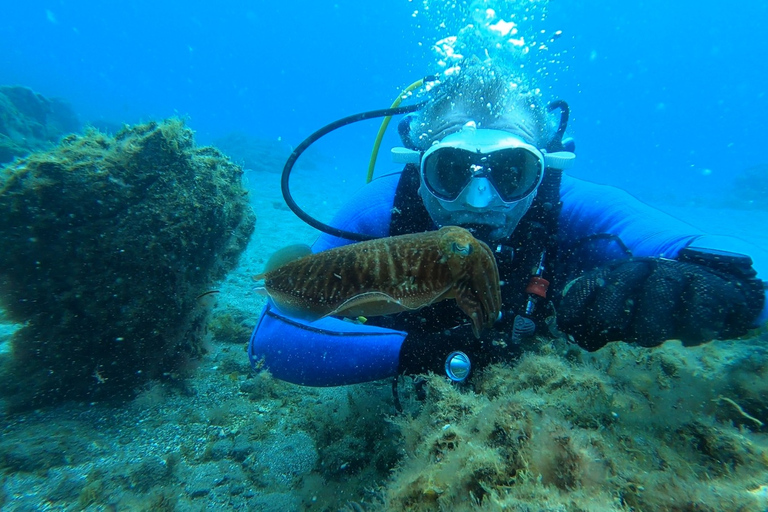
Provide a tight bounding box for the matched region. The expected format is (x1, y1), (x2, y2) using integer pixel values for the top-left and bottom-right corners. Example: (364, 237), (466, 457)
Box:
(420, 129), (546, 206)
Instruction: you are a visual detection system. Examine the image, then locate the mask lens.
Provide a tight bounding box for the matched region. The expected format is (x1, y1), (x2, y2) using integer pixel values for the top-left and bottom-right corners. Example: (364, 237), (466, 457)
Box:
(486, 148), (542, 202)
(422, 147), (474, 200)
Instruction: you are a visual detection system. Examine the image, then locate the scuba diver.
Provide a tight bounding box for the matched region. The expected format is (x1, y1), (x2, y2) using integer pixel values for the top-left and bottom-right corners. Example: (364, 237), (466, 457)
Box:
(248, 60), (768, 387)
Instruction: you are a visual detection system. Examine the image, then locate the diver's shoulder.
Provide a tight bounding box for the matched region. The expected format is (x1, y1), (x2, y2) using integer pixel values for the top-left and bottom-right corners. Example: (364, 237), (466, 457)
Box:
(368, 172), (402, 190)
(560, 173), (630, 198)
(560, 172), (606, 190)
(349, 172), (401, 203)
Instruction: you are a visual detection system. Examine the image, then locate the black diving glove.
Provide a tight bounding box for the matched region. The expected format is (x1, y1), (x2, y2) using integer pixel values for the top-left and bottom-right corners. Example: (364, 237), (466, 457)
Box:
(557, 253), (765, 351)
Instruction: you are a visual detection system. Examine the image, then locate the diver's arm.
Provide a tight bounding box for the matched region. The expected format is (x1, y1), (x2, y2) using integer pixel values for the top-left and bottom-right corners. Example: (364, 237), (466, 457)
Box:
(248, 302), (407, 386)
(558, 174), (768, 324)
(312, 173), (400, 252)
(679, 233), (768, 321)
(559, 174), (705, 258)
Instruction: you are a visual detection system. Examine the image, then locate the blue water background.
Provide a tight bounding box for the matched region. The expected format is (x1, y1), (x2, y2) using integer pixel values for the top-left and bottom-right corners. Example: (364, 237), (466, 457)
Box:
(1, 1), (766, 204)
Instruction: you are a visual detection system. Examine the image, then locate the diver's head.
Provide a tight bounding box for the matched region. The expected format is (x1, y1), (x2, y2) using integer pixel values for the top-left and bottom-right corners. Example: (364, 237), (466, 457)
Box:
(417, 123), (545, 242)
(403, 60), (552, 242)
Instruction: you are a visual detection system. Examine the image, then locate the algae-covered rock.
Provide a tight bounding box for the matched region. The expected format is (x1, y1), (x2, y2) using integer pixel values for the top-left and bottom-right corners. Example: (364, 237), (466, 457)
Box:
(0, 119), (255, 410)
(0, 85), (80, 164)
(382, 338), (768, 512)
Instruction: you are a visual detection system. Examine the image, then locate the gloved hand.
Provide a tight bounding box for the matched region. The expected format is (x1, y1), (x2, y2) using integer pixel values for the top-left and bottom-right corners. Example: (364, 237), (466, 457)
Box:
(557, 258), (764, 351)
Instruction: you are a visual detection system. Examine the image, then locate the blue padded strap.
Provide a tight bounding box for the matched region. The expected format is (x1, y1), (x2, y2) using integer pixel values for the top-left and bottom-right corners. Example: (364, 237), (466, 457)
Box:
(248, 304), (407, 386)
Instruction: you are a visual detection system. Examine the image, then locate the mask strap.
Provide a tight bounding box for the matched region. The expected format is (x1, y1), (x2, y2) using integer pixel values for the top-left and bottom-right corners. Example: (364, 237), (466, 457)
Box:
(546, 100), (570, 153)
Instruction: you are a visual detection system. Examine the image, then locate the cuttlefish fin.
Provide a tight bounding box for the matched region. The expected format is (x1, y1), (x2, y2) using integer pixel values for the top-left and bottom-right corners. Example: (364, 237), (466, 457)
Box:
(255, 244), (312, 278)
(331, 286), (456, 318)
(266, 291), (328, 323)
(331, 292), (410, 318)
(266, 291), (407, 323)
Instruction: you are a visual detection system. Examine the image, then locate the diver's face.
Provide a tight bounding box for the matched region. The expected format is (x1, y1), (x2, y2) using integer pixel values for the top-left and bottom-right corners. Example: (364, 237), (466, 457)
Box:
(419, 189), (536, 243)
(418, 125), (544, 242)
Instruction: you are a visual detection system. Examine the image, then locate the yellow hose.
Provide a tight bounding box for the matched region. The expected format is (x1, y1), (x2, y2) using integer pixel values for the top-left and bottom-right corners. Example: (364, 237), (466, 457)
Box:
(366, 78), (426, 183)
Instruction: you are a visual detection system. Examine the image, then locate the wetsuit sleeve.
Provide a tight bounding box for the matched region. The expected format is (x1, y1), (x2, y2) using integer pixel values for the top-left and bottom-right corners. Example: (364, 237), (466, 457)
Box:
(249, 303), (407, 386)
(249, 173), (409, 386)
(559, 174), (705, 258)
(311, 173), (399, 252)
(558, 174), (768, 323)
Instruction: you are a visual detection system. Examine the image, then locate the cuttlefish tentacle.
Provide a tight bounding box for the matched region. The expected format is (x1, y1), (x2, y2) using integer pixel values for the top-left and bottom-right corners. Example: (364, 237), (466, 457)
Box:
(439, 227), (502, 337)
(257, 226), (501, 338)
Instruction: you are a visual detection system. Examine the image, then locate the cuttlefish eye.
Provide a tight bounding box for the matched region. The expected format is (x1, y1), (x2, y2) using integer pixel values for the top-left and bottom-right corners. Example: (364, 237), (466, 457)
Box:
(451, 241), (473, 256)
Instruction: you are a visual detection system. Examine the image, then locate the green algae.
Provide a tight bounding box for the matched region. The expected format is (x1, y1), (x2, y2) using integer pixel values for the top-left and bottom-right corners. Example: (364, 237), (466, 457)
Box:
(0, 119), (255, 411)
(374, 337), (768, 511)
(208, 311), (252, 344)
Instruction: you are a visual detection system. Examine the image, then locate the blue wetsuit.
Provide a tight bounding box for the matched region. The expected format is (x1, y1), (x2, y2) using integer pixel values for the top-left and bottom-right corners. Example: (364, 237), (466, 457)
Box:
(249, 172), (768, 386)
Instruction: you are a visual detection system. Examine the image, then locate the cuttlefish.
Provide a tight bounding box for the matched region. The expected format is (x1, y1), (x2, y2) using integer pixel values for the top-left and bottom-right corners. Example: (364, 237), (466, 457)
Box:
(254, 226), (501, 338)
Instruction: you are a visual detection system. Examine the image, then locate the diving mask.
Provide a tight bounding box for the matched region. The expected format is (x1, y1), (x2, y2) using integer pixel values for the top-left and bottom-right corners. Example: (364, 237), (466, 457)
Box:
(392, 125), (576, 207)
(420, 129), (546, 205)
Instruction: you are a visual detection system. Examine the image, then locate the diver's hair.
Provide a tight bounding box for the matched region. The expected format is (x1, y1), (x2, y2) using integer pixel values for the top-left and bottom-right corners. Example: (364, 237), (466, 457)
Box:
(409, 59), (550, 149)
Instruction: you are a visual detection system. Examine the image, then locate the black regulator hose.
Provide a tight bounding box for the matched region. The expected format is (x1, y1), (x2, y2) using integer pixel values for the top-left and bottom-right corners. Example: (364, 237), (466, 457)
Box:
(283, 98), (570, 241)
(281, 102), (426, 242)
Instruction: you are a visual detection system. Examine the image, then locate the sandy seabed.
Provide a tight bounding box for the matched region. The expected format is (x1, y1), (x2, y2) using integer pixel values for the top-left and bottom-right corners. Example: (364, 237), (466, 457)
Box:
(2, 159), (768, 512)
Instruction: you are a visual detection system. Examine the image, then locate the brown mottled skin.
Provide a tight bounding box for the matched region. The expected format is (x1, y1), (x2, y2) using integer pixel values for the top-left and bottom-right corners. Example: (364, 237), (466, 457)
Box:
(257, 226), (501, 338)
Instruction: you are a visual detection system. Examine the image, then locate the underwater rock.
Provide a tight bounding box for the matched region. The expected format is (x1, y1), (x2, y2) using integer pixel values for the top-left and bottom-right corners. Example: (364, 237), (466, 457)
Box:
(732, 163), (768, 208)
(212, 131), (320, 174)
(0, 85), (80, 164)
(0, 119), (255, 410)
